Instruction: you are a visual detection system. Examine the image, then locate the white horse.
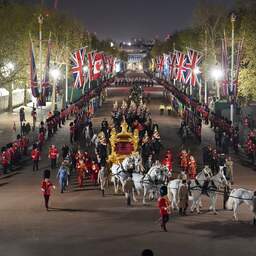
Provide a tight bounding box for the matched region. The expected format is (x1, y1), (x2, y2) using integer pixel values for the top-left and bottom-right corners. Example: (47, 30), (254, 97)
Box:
(226, 188), (254, 221)
(91, 134), (99, 150)
(167, 167), (212, 210)
(111, 154), (142, 193)
(83, 125), (92, 147)
(132, 165), (169, 204)
(190, 166), (228, 214)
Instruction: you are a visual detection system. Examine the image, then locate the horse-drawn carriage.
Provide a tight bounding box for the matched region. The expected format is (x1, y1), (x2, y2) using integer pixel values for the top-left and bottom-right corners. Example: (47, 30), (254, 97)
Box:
(107, 120), (139, 166)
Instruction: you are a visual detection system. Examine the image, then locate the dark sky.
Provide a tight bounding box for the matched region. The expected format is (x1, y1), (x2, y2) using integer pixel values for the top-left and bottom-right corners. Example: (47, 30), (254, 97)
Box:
(23, 0), (236, 41)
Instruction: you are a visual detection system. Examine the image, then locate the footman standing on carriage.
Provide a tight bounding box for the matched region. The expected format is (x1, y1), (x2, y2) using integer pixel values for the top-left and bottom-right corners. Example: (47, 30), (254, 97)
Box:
(157, 186), (170, 232)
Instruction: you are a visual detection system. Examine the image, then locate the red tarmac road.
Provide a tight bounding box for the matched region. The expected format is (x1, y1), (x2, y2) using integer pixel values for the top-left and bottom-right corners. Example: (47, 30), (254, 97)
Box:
(0, 93), (256, 256)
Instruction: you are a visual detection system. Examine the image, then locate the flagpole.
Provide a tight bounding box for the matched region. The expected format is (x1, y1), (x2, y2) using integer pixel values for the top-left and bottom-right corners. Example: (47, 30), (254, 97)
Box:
(38, 14), (43, 93)
(204, 29), (208, 105)
(230, 13), (236, 124)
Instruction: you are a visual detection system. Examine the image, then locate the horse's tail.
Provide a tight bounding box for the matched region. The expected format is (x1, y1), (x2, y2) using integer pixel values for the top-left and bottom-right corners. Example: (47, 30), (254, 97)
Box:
(226, 189), (236, 210)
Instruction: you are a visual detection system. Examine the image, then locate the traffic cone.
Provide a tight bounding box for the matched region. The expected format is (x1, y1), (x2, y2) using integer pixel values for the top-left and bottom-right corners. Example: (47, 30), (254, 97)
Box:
(13, 121), (16, 132)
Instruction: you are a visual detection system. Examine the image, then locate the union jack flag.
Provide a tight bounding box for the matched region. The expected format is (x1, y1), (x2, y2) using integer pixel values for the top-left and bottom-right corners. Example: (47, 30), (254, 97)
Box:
(41, 37), (51, 99)
(184, 48), (203, 87)
(30, 41), (39, 98)
(104, 55), (114, 75)
(70, 47), (87, 88)
(169, 52), (176, 80)
(174, 50), (187, 83)
(156, 55), (164, 73)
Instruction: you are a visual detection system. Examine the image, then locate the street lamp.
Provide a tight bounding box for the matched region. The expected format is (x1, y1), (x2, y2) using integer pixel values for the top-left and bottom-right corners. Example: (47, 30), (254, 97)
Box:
(210, 66), (223, 100)
(50, 67), (61, 112)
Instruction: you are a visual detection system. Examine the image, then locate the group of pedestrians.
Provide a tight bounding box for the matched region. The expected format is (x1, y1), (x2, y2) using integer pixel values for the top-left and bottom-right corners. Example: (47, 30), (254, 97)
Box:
(115, 77), (154, 87)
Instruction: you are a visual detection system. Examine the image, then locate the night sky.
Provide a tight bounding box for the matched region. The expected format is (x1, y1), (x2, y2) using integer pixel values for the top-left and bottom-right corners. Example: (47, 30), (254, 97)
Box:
(23, 0), (236, 41)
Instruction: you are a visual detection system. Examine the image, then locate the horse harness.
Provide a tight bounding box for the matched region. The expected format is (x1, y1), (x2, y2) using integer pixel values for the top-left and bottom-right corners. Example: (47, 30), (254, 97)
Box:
(189, 179), (217, 196)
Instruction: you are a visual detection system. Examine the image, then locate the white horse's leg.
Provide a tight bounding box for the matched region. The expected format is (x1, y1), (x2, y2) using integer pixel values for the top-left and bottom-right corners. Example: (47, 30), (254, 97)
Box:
(233, 201), (239, 221)
(113, 177), (118, 193)
(171, 189), (178, 211)
(210, 193), (217, 214)
(132, 189), (138, 202)
(143, 186), (147, 205)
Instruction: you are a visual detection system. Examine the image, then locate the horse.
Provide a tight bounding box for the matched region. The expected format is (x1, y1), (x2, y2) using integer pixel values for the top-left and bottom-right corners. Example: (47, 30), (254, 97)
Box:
(110, 154), (142, 193)
(167, 167), (212, 210)
(190, 166), (228, 214)
(91, 133), (100, 151)
(132, 165), (169, 204)
(226, 188), (254, 221)
(83, 125), (92, 147)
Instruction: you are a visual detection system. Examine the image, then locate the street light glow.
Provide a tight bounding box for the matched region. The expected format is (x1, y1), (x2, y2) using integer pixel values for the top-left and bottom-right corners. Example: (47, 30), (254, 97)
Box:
(50, 68), (61, 80)
(193, 66), (200, 75)
(83, 66), (88, 73)
(210, 67), (224, 80)
(1, 62), (15, 78)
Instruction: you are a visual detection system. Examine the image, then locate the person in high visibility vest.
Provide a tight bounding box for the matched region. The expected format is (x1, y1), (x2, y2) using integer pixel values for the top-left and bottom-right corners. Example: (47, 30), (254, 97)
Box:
(166, 105), (172, 116)
(48, 145), (59, 169)
(159, 105), (165, 115)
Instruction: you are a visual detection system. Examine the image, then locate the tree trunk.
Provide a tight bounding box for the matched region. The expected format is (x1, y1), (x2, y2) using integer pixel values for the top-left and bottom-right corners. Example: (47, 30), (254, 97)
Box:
(24, 83), (27, 106)
(8, 82), (13, 112)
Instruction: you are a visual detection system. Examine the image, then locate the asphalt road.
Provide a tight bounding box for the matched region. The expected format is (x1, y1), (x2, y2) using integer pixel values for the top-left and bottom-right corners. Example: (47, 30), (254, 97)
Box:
(0, 91), (256, 256)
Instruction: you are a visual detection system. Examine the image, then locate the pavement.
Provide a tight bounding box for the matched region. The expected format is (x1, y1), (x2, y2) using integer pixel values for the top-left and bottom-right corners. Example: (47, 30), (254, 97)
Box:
(0, 100), (62, 147)
(0, 89), (256, 256)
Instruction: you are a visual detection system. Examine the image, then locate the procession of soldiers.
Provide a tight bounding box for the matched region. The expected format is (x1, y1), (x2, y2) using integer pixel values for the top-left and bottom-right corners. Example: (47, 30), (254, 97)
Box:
(1, 79), (256, 231)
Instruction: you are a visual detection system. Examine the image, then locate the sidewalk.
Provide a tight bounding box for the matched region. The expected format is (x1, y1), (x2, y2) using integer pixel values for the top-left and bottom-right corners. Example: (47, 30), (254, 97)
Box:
(0, 101), (61, 147)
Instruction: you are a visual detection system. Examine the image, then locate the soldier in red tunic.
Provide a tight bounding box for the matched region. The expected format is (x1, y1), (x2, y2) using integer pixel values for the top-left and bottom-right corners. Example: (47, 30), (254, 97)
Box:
(180, 150), (189, 172)
(157, 186), (171, 232)
(76, 159), (86, 187)
(41, 171), (55, 211)
(91, 160), (100, 185)
(31, 144), (40, 171)
(48, 145), (59, 169)
(0, 147), (9, 174)
(188, 155), (197, 179)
